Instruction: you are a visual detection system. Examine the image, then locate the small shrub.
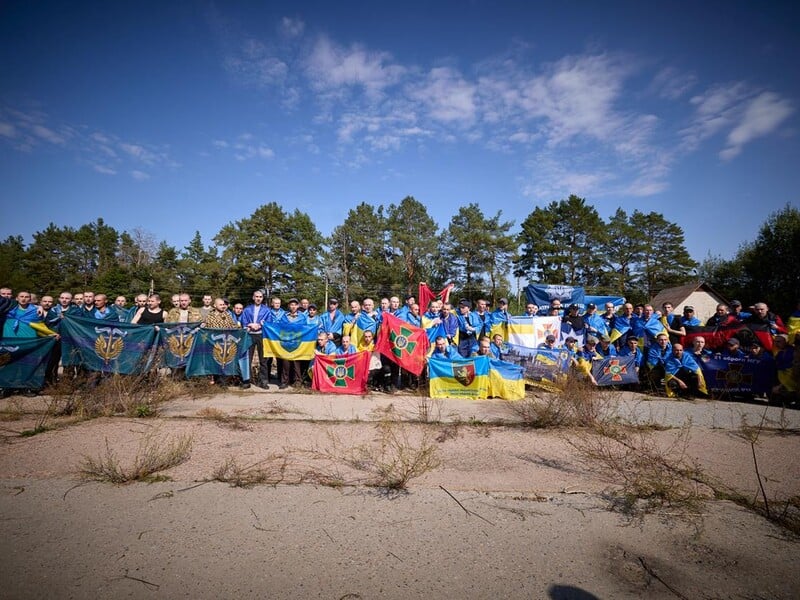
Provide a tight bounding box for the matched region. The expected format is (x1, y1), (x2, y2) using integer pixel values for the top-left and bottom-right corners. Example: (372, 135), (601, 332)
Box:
(507, 378), (613, 429)
(339, 420), (442, 490)
(569, 422), (709, 517)
(79, 432), (193, 484)
(212, 455), (295, 487)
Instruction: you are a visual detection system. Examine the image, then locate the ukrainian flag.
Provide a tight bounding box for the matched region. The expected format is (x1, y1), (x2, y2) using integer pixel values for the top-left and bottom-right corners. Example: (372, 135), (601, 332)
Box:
(488, 359), (525, 400)
(424, 322), (447, 356)
(664, 353), (707, 397)
(609, 316), (632, 343)
(263, 320), (317, 360)
(429, 355), (490, 399)
(347, 312), (378, 346)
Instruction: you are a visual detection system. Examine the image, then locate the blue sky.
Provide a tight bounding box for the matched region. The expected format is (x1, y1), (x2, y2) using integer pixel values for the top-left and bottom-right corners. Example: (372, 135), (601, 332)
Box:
(1, 0), (798, 266)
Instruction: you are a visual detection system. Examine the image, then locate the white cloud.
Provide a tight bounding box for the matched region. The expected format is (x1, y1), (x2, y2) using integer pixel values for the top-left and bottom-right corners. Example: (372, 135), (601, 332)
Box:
(93, 164), (117, 175)
(31, 124), (67, 145)
(521, 158), (613, 201)
(306, 36), (406, 98)
(130, 170), (150, 181)
(681, 82), (750, 150)
(410, 67), (477, 123)
(517, 53), (631, 146)
(720, 91), (793, 160)
(0, 104), (176, 177)
(224, 37), (288, 87)
(215, 134), (276, 161)
(649, 67), (697, 100)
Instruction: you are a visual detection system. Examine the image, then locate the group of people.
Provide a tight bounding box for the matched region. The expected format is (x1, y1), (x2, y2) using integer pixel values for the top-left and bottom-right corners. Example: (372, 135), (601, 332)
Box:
(1, 284), (798, 403)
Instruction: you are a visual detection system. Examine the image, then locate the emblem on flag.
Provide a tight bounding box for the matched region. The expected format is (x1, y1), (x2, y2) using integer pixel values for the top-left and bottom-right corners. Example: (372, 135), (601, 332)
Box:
(94, 326), (127, 364)
(453, 363), (476, 387)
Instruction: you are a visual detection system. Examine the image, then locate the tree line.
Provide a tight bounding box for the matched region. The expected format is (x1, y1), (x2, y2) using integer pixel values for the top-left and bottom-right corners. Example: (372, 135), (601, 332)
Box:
(1, 196), (796, 316)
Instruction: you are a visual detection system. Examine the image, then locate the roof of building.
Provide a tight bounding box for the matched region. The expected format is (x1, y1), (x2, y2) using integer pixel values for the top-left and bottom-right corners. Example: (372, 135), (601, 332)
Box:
(650, 281), (729, 309)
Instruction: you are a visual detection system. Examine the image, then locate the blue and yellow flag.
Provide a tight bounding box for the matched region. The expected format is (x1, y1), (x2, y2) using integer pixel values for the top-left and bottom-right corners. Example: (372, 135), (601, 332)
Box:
(609, 316), (632, 343)
(664, 353), (707, 397)
(346, 312), (379, 346)
(429, 355), (490, 399)
(262, 321), (318, 360)
(158, 323), (202, 369)
(488, 358), (525, 400)
(61, 315), (157, 374)
(0, 337), (56, 389)
(186, 328), (252, 379)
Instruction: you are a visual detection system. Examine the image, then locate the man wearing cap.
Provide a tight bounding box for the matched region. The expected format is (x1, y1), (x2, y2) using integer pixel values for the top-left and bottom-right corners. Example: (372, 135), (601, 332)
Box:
(729, 300), (751, 321)
(721, 337), (746, 359)
(456, 299), (482, 357)
(596, 333), (617, 357)
(574, 336), (602, 385)
(491, 298), (510, 330)
(305, 303), (321, 330)
(661, 302), (686, 344)
(538, 333), (557, 350)
(562, 304), (586, 340)
(680, 306), (701, 327)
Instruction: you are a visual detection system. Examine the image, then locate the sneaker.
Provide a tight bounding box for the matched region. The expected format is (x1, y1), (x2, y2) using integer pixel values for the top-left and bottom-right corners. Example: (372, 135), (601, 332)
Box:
(258, 382), (270, 390)
(278, 383), (288, 390)
(239, 382), (251, 390)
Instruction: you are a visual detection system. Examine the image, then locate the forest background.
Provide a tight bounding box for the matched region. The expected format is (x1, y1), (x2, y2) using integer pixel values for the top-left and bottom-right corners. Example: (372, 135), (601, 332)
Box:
(1, 195), (797, 318)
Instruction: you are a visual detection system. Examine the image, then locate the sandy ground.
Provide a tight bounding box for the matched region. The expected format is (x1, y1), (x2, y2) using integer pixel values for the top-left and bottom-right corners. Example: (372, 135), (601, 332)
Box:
(1, 388), (799, 599)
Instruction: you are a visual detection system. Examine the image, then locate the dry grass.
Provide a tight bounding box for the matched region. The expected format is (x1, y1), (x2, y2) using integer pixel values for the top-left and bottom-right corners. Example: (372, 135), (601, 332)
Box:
(47, 373), (219, 421)
(721, 408), (800, 535)
(212, 454), (300, 487)
(569, 421), (710, 517)
(507, 377), (614, 429)
(329, 420), (442, 490)
(79, 431), (194, 484)
(196, 407), (252, 431)
(209, 419), (442, 492)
